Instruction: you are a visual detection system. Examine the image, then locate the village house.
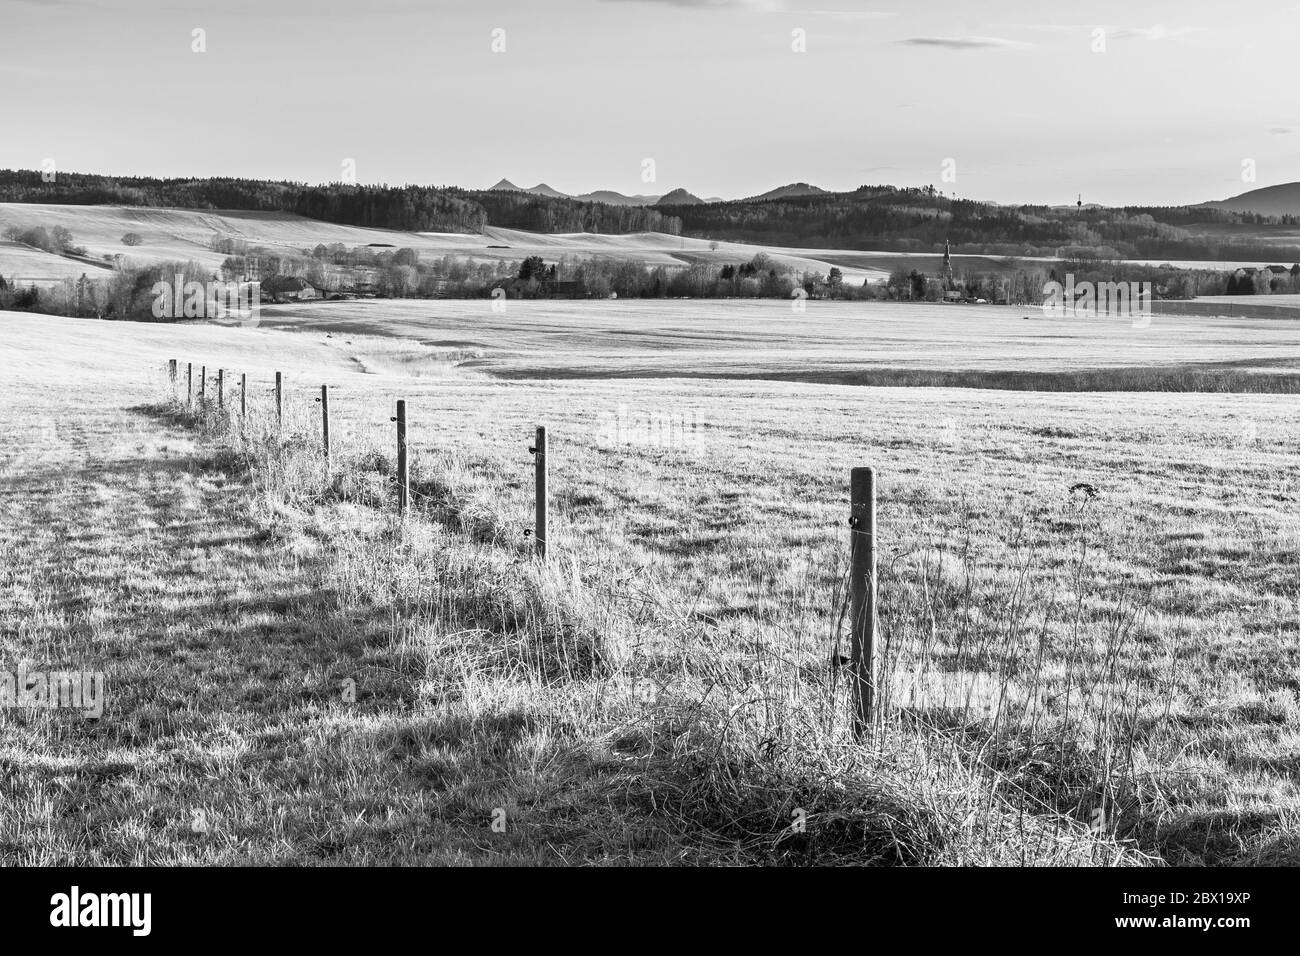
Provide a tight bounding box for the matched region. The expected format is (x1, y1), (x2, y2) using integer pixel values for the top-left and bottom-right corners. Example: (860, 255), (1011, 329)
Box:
(260, 275), (321, 303)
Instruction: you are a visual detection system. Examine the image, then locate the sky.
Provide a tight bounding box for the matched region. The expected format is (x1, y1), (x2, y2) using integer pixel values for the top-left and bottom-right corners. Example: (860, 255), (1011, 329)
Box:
(2, 0), (1296, 206)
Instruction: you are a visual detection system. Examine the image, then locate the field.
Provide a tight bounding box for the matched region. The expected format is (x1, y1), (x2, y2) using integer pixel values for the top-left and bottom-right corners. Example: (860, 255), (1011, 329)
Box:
(0, 203), (889, 285)
(0, 239), (110, 282)
(2, 301), (1298, 865)
(257, 299), (1300, 383)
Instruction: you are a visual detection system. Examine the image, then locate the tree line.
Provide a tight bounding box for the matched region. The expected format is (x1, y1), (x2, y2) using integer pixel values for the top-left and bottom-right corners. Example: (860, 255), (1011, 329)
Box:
(663, 185), (1300, 264)
(0, 170), (681, 236)
(7, 169), (1300, 264)
(6, 221), (1300, 322)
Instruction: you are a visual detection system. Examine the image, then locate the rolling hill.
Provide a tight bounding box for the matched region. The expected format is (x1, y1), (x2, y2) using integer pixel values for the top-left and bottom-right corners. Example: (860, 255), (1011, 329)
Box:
(655, 188), (705, 206)
(747, 183), (830, 202)
(0, 202), (890, 285)
(487, 180), (724, 206)
(488, 179), (570, 199)
(1202, 182), (1300, 217)
(575, 189), (664, 206)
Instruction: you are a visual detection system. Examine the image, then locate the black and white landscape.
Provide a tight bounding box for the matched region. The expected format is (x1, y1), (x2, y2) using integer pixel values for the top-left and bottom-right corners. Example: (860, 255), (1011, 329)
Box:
(0, 0), (1293, 920)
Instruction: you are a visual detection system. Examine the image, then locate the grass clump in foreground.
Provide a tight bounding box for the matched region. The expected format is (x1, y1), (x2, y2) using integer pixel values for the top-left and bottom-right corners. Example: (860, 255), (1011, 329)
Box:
(134, 384), (1169, 868)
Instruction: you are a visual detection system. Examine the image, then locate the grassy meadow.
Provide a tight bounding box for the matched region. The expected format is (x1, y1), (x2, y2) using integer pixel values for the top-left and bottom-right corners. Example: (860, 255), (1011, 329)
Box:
(1, 302), (1298, 865)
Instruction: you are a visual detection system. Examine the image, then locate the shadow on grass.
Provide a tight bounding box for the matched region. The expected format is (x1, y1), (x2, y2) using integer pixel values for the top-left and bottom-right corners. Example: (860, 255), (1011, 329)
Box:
(66, 400), (1129, 866)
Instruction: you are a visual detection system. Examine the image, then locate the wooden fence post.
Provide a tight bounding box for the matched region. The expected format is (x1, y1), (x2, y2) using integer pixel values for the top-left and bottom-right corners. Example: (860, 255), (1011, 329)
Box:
(394, 400), (409, 515)
(200, 365), (207, 405)
(168, 359), (177, 394)
(275, 371), (283, 429)
(186, 362), (193, 408)
(531, 425), (548, 561)
(240, 372), (247, 421)
(217, 369), (225, 409)
(319, 385), (331, 474)
(849, 466), (877, 738)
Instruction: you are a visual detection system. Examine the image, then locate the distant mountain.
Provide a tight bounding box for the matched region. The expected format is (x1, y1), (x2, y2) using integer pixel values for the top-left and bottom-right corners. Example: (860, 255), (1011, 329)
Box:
(656, 188), (705, 206)
(746, 182), (829, 202)
(576, 189), (663, 206)
(490, 179), (722, 205)
(487, 179), (571, 199)
(1202, 182), (1300, 217)
(524, 182), (569, 199)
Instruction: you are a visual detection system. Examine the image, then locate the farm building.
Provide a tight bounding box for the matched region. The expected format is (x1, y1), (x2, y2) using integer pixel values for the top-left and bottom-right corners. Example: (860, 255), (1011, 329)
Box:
(260, 275), (321, 302)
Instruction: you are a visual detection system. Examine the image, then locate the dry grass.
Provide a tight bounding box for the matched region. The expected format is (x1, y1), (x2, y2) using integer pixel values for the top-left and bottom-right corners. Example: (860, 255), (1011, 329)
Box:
(2, 305), (1297, 865)
(135, 395), (1142, 866)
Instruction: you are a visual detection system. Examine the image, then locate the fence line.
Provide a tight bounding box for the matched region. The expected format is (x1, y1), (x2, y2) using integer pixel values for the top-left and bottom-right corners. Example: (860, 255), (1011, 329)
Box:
(163, 357), (879, 724)
(166, 358), (596, 568)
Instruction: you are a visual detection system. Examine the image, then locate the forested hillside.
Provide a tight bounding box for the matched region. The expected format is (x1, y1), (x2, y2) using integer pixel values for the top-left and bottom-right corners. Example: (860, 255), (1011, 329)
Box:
(0, 171), (681, 236)
(4, 170), (1300, 262)
(661, 185), (1300, 262)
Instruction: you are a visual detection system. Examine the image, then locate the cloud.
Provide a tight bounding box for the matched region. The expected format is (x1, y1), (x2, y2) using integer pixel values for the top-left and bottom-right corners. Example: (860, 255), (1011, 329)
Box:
(898, 36), (1031, 50)
(1109, 25), (1202, 40)
(1270, 127), (1295, 135)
